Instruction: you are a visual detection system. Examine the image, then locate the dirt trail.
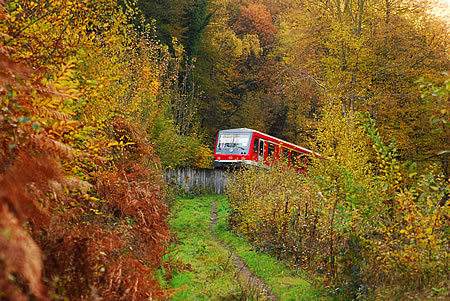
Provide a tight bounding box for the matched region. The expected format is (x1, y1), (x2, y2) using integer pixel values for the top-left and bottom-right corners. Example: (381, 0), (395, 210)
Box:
(210, 201), (278, 301)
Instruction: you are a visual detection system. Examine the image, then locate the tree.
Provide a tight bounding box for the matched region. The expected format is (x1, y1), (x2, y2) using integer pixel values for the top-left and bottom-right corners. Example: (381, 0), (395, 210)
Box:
(233, 2), (277, 51)
(195, 0), (284, 144)
(275, 0), (449, 159)
(136, 0), (188, 47)
(183, 0), (213, 58)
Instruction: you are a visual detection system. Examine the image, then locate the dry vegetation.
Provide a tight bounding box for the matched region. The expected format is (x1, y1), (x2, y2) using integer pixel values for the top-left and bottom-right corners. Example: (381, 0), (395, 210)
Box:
(0, 1), (191, 299)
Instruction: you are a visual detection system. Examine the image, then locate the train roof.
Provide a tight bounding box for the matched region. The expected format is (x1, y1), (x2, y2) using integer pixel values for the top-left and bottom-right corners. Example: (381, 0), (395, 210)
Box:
(218, 128), (313, 154)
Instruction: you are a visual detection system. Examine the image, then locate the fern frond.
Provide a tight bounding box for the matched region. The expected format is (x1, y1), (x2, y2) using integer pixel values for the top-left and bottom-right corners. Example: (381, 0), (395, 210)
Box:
(31, 134), (76, 159)
(33, 107), (74, 121)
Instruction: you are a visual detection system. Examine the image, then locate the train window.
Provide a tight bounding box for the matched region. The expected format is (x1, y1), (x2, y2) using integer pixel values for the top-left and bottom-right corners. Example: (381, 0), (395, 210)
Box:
(259, 140), (264, 156)
(283, 148), (290, 159)
(217, 133), (251, 149)
(253, 138), (259, 153)
(291, 151), (298, 165)
(267, 143), (275, 157)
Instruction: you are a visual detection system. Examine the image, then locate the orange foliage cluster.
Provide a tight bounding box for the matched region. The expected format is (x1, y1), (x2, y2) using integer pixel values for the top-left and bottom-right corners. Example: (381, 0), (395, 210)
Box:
(234, 3), (277, 48)
(0, 1), (173, 300)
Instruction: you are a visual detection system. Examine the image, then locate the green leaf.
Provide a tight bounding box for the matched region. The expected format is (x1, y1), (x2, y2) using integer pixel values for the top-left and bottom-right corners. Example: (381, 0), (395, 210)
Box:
(1, 228), (11, 240)
(32, 122), (40, 131)
(17, 116), (30, 123)
(431, 118), (440, 125)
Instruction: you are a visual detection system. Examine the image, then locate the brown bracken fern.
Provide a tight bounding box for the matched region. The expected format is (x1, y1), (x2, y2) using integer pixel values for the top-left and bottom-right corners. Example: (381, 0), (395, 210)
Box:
(0, 1), (172, 300)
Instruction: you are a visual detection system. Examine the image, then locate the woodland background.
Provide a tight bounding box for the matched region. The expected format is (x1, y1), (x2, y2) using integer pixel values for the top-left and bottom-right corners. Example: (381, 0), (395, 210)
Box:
(0, 0), (448, 300)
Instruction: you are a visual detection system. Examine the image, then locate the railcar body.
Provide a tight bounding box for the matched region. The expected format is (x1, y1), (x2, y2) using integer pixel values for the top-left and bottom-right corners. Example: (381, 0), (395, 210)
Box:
(213, 128), (313, 169)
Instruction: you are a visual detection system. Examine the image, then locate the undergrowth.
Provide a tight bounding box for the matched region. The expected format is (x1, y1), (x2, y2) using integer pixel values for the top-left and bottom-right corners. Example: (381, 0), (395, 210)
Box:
(225, 106), (449, 300)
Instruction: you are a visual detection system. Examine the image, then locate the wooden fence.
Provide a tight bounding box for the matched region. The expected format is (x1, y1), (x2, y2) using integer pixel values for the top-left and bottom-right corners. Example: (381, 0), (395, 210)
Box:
(164, 168), (229, 194)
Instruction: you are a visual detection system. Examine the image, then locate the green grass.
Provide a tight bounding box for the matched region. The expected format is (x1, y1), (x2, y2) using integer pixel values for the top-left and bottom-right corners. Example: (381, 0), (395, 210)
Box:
(167, 194), (332, 300)
(214, 198), (331, 301)
(167, 195), (255, 300)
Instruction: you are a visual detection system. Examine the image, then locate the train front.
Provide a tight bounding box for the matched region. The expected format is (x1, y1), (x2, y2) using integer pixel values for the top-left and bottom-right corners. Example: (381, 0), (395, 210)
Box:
(213, 129), (253, 169)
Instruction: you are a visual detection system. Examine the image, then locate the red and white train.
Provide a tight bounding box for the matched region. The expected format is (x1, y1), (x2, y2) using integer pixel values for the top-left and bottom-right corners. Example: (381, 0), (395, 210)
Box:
(213, 128), (313, 169)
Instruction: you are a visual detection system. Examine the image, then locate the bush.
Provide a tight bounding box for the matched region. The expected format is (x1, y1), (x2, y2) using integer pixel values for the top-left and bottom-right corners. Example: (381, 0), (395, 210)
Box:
(226, 105), (449, 299)
(0, 1), (175, 299)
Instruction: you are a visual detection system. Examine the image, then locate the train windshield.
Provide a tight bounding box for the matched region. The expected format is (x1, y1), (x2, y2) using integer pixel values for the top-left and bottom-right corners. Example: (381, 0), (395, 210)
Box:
(216, 133), (251, 153)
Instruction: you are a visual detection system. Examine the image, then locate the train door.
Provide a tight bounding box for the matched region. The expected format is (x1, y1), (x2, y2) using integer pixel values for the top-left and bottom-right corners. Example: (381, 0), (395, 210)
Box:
(258, 139), (265, 164)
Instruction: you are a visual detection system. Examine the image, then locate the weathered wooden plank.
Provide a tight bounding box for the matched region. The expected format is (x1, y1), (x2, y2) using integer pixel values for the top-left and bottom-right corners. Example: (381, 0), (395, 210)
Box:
(164, 168), (229, 194)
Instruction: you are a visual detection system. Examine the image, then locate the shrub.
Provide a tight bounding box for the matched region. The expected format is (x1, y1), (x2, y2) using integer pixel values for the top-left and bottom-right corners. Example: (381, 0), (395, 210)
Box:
(226, 105), (449, 299)
(0, 1), (174, 299)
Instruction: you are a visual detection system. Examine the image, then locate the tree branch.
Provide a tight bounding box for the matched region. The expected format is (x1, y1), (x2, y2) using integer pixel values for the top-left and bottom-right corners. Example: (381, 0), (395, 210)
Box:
(280, 66), (333, 104)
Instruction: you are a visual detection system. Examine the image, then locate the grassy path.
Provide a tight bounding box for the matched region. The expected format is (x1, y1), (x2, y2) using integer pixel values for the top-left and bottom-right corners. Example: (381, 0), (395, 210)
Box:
(166, 195), (330, 300)
(210, 200), (277, 300)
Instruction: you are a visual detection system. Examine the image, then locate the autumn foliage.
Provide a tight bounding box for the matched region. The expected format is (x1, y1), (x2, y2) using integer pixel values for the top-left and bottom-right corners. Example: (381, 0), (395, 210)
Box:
(227, 104), (449, 299)
(0, 0), (201, 299)
(1, 0), (449, 299)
